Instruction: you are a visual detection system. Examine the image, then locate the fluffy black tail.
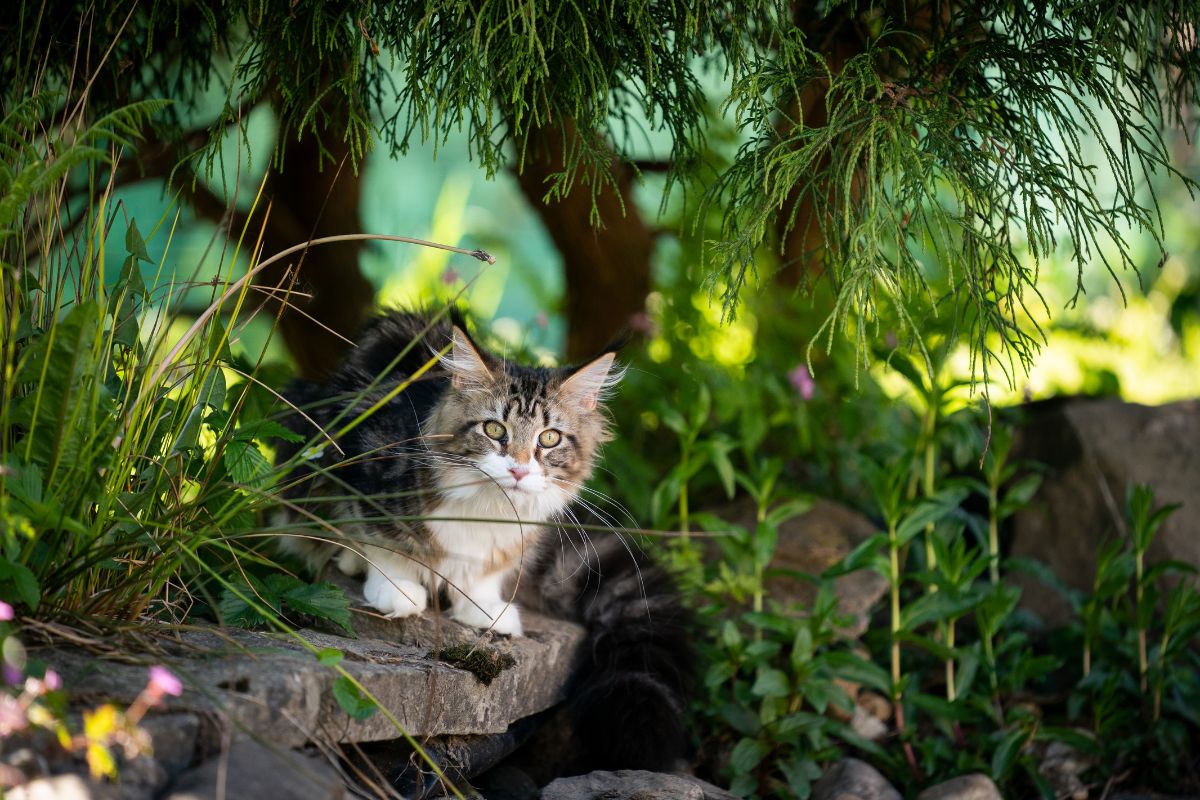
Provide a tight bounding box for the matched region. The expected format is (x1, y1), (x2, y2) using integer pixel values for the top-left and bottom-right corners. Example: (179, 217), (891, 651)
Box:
(519, 521), (695, 774)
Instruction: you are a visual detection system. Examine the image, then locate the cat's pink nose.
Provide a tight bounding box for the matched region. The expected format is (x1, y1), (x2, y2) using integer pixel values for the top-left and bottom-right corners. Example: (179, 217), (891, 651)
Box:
(509, 465), (530, 482)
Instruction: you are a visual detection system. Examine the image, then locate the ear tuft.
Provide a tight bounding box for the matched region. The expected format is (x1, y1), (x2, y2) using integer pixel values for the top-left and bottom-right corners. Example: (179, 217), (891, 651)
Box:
(561, 352), (624, 411)
(443, 325), (493, 388)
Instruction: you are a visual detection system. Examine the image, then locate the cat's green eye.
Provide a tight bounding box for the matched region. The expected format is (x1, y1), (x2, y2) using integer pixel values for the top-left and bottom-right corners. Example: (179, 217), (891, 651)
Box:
(483, 421), (507, 441)
(538, 429), (562, 448)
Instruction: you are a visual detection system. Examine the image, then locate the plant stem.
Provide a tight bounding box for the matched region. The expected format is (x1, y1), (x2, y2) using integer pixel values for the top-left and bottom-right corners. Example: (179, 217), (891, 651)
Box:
(889, 518), (902, 693)
(946, 618), (957, 702)
(1136, 548), (1147, 691)
(988, 485), (1000, 585)
(1153, 630), (1169, 722)
(678, 443), (690, 541)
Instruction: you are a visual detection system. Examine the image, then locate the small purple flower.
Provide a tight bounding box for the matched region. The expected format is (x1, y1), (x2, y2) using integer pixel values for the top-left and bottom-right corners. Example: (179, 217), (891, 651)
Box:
(884, 331), (899, 349)
(148, 666), (182, 697)
(627, 311), (658, 337)
(0, 602), (14, 622)
(2, 664), (21, 686)
(788, 365), (816, 401)
(441, 268), (460, 286)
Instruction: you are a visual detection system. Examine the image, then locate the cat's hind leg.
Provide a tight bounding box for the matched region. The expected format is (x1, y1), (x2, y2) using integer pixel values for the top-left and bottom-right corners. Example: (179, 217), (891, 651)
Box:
(360, 545), (428, 618)
(448, 570), (522, 635)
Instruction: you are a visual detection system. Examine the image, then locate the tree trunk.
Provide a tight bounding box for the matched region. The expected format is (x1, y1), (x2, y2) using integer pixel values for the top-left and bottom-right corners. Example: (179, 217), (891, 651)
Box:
(182, 118), (373, 379)
(512, 119), (655, 361)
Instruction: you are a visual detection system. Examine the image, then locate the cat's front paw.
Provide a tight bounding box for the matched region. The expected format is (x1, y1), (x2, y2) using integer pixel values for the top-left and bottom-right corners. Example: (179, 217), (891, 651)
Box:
(451, 601), (523, 636)
(362, 569), (428, 618)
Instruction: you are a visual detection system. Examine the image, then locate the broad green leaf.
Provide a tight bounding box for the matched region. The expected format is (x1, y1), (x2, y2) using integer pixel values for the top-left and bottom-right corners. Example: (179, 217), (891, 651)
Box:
(751, 667), (790, 699)
(991, 727), (1029, 781)
(332, 676), (377, 720)
(125, 219), (152, 263)
(818, 651), (890, 693)
(282, 582), (353, 635)
(224, 440), (273, 487)
(728, 737), (767, 775)
(317, 648), (344, 667)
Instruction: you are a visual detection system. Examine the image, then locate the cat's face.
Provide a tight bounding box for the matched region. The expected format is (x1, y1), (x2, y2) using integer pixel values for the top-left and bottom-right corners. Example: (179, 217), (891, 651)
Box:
(427, 327), (621, 519)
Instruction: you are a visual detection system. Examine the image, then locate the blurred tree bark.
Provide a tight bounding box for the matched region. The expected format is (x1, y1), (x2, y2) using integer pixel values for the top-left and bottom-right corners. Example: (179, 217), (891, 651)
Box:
(173, 115), (373, 378)
(513, 119), (655, 361)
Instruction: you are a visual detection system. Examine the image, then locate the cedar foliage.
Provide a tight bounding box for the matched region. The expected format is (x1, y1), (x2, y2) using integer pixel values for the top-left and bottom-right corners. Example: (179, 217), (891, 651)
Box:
(4, 1), (1199, 377)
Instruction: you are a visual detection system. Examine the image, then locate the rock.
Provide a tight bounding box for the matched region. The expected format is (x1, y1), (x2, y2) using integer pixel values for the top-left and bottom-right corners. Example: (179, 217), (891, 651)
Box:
(1037, 740), (1092, 800)
(45, 609), (586, 748)
(540, 770), (737, 800)
(164, 740), (343, 800)
(813, 758), (901, 800)
(711, 498), (889, 637)
(7, 775), (121, 800)
(917, 774), (1002, 800)
(1010, 398), (1200, 626)
(849, 705), (888, 742)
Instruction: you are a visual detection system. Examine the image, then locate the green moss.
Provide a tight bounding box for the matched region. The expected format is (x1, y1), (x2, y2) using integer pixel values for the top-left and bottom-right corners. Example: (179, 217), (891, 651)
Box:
(435, 645), (516, 686)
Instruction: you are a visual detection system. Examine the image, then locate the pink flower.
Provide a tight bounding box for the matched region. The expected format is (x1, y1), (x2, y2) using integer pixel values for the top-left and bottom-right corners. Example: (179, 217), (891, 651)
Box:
(535, 311), (548, 329)
(148, 666), (182, 698)
(0, 602), (14, 622)
(43, 670), (61, 692)
(0, 695), (26, 736)
(627, 311), (657, 337)
(441, 268), (460, 285)
(788, 365), (816, 401)
(884, 331), (899, 349)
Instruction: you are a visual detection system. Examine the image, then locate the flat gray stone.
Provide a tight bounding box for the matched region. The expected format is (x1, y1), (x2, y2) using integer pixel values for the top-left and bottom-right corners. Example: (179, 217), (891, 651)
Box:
(45, 609), (586, 749)
(917, 774), (1002, 800)
(541, 770), (737, 800)
(164, 740), (343, 800)
(813, 758), (901, 800)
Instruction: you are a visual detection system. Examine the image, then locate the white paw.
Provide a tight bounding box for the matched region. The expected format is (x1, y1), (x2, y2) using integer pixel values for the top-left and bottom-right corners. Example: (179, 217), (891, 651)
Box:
(335, 548), (367, 576)
(451, 601), (523, 636)
(362, 570), (428, 618)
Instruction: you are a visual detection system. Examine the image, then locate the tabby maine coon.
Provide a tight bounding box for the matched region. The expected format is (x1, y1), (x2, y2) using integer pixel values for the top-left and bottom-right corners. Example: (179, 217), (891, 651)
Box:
(275, 309), (694, 773)
(274, 309), (620, 635)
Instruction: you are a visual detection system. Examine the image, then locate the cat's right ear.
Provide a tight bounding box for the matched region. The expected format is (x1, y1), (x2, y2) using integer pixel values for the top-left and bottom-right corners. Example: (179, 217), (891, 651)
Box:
(444, 326), (493, 389)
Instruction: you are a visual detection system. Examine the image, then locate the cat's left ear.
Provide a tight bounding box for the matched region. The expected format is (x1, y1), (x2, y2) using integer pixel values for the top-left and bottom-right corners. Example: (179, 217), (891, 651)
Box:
(444, 325), (494, 389)
(561, 352), (624, 411)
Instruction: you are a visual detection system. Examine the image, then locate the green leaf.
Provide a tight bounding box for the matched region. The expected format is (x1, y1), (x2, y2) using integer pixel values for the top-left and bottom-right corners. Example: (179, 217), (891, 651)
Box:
(125, 219), (152, 263)
(196, 369), (226, 412)
(751, 667), (790, 699)
(991, 728), (1029, 781)
(707, 440), (736, 499)
(779, 755), (822, 798)
(224, 440), (273, 487)
(791, 626), (813, 671)
(823, 532), (887, 578)
(282, 582), (353, 635)
(332, 676), (377, 720)
(728, 737), (768, 775)
(896, 486), (969, 545)
(237, 419), (305, 444)
(207, 318), (233, 362)
(819, 651), (891, 694)
(317, 648), (344, 667)
(0, 560), (40, 610)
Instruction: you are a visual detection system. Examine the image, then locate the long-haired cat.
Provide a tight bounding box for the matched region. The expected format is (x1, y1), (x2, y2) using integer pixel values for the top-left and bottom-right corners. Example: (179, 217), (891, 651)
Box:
(273, 308), (621, 636)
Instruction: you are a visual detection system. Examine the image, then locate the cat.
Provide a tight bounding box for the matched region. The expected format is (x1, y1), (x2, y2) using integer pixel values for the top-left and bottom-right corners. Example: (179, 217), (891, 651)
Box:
(272, 308), (623, 635)
(273, 307), (694, 776)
